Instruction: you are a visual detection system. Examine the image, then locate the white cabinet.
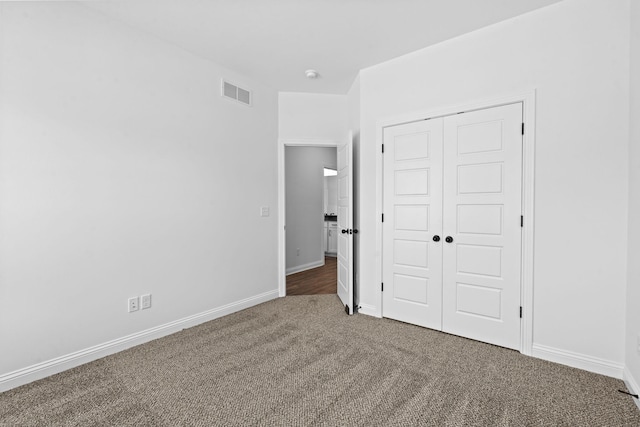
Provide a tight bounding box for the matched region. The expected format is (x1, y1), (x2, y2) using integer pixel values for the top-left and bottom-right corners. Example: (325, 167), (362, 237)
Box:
(327, 221), (338, 255)
(323, 222), (328, 254)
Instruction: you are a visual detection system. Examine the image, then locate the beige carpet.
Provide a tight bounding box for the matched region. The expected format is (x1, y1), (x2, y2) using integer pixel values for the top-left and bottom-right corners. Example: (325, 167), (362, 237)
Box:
(1, 295), (639, 426)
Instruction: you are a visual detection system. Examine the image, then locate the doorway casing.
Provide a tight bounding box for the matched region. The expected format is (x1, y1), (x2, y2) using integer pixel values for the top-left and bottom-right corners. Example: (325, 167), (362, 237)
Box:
(374, 91), (536, 355)
(277, 139), (341, 297)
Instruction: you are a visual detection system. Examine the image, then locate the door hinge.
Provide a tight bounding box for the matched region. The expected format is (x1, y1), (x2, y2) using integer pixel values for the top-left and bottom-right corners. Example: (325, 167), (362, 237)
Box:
(381, 213), (384, 223)
(381, 282), (384, 292)
(521, 123), (525, 135)
(381, 144), (384, 153)
(520, 306), (523, 318)
(521, 215), (524, 227)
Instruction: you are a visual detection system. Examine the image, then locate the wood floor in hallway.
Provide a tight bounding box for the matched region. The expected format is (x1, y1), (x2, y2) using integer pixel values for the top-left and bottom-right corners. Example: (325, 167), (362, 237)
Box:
(286, 256), (337, 295)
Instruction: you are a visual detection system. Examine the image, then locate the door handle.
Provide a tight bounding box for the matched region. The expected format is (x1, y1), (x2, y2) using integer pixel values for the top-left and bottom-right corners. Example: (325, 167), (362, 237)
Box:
(433, 235), (440, 242)
(445, 236), (453, 243)
(341, 229), (348, 234)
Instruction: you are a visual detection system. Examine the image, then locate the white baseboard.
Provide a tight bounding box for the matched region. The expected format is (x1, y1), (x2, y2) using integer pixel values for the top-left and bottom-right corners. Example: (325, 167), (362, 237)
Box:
(286, 259), (324, 275)
(0, 289), (280, 393)
(623, 367), (640, 411)
(355, 310), (624, 380)
(358, 303), (380, 318)
(531, 344), (623, 379)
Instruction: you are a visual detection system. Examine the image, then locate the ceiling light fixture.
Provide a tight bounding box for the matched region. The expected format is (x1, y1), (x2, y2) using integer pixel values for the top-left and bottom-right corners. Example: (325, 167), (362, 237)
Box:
(305, 69), (319, 79)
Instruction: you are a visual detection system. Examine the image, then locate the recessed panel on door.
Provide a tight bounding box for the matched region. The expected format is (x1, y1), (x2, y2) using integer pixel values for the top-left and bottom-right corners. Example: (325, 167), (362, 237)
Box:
(395, 205), (429, 232)
(395, 132), (430, 161)
(457, 244), (502, 277)
(458, 163), (503, 194)
(339, 175), (348, 199)
(457, 205), (503, 235)
(339, 262), (348, 293)
(457, 120), (503, 155)
(394, 274), (429, 304)
(338, 231), (347, 257)
(394, 240), (429, 269)
(395, 169), (430, 196)
(338, 204), (349, 266)
(456, 283), (502, 319)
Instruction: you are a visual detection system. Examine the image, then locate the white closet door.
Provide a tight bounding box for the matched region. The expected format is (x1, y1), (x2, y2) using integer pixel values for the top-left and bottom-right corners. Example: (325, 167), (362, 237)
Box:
(382, 119), (444, 329)
(442, 103), (523, 350)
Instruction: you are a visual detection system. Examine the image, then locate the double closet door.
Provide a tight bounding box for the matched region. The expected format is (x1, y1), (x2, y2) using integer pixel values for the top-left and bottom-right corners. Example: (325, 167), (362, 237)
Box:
(382, 103), (523, 350)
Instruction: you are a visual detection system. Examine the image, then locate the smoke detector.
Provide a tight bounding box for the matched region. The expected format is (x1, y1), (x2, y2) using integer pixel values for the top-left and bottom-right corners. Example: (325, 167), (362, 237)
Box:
(305, 69), (319, 79)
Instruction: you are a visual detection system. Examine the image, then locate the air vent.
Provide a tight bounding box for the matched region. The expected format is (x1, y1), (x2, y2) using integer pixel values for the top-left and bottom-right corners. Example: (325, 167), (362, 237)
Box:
(221, 79), (252, 106)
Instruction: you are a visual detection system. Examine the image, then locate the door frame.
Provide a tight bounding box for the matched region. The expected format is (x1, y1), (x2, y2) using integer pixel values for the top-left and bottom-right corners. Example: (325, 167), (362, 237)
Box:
(375, 90), (536, 355)
(277, 138), (341, 297)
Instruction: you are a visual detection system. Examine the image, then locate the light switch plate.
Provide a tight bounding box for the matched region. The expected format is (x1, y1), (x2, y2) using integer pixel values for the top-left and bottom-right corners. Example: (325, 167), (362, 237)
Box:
(260, 206), (270, 217)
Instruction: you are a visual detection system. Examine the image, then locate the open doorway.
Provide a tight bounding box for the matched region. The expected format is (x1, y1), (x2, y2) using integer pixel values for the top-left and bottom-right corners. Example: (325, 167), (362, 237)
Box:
(283, 145), (338, 295)
(277, 137), (355, 314)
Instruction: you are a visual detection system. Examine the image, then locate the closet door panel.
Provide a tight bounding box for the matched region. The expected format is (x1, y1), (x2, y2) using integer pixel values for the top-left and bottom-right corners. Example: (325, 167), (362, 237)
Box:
(442, 103), (523, 350)
(382, 119), (443, 329)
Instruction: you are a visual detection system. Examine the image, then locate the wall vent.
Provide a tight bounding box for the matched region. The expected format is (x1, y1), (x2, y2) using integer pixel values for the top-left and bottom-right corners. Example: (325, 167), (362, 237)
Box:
(221, 79), (252, 106)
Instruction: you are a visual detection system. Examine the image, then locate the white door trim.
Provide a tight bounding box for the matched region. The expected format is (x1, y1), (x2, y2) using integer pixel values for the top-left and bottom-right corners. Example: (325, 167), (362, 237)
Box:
(375, 90), (536, 355)
(277, 138), (340, 297)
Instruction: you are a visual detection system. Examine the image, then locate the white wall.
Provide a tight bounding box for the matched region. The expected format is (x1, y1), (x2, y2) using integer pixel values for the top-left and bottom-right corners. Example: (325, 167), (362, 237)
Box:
(279, 92), (348, 141)
(285, 147), (336, 273)
(357, 0), (630, 373)
(626, 0), (640, 395)
(0, 2), (279, 386)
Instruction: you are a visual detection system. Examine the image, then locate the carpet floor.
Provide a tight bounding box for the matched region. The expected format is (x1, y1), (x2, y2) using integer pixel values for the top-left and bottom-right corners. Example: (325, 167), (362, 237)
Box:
(1, 295), (639, 426)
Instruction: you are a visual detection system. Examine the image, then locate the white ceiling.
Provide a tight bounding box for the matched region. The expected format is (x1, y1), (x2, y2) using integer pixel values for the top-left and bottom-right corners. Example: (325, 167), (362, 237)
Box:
(82, 0), (563, 94)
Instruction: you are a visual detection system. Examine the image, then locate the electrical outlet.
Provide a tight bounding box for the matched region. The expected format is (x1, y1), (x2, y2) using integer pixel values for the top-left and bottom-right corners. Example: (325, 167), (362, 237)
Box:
(260, 206), (270, 217)
(141, 293), (152, 310)
(128, 297), (139, 313)
(296, 248), (300, 256)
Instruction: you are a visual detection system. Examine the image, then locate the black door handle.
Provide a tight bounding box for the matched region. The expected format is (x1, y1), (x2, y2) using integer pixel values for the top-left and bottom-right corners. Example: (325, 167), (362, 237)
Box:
(445, 236), (453, 243)
(341, 229), (348, 234)
(433, 235), (440, 242)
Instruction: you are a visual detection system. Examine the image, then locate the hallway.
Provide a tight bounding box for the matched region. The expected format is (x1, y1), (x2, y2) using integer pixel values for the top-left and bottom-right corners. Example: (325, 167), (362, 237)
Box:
(286, 257), (337, 295)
